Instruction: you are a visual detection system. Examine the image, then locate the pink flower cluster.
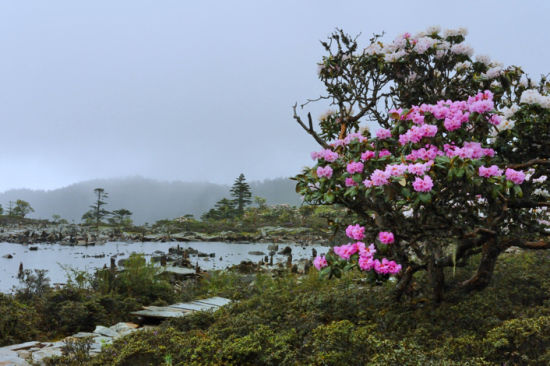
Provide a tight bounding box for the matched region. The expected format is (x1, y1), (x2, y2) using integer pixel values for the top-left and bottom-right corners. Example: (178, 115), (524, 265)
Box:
(378, 231), (395, 244)
(385, 164), (408, 177)
(345, 177), (358, 187)
(408, 161), (433, 175)
(313, 255), (328, 270)
(444, 142), (494, 159)
(395, 90), (496, 133)
(399, 124), (438, 145)
(478, 165), (503, 178)
(412, 175), (434, 192)
(311, 148), (339, 162)
(361, 150), (375, 161)
(406, 145), (443, 161)
(330, 133), (368, 148)
(505, 168), (526, 185)
(317, 166), (333, 178)
(376, 128), (392, 139)
(346, 224), (365, 240)
(346, 161), (364, 174)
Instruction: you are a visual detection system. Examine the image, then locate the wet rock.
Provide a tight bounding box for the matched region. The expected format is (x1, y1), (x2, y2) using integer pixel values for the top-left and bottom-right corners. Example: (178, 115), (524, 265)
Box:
(93, 325), (118, 338)
(2, 254), (13, 259)
(28, 247), (38, 251)
(248, 251), (265, 256)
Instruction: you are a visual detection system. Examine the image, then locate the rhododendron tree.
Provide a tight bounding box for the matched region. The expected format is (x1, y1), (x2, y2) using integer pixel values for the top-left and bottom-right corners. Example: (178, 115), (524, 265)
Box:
(294, 27), (550, 301)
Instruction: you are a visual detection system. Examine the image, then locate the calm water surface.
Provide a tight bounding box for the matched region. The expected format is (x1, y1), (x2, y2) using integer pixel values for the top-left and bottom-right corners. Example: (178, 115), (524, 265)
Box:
(0, 241), (328, 293)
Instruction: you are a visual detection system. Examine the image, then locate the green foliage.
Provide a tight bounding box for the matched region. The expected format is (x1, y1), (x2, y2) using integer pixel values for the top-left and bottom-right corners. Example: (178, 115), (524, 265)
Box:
(92, 252), (550, 365)
(230, 173), (253, 216)
(12, 199), (34, 218)
(0, 294), (41, 345)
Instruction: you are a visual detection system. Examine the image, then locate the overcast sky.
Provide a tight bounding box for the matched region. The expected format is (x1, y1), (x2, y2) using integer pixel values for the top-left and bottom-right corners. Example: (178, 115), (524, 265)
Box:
(0, 0), (548, 192)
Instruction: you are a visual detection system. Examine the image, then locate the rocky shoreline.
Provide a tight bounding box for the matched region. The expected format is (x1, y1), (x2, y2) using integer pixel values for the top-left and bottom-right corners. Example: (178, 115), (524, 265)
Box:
(0, 224), (329, 246)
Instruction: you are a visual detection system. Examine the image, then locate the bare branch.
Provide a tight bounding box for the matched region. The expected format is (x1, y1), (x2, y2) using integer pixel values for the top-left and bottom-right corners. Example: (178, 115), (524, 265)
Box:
(292, 103), (329, 149)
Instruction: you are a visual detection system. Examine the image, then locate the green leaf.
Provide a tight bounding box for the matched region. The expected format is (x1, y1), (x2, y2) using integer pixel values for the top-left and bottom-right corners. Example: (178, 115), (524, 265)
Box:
(513, 185), (523, 197)
(324, 192), (335, 203)
(419, 193), (432, 203)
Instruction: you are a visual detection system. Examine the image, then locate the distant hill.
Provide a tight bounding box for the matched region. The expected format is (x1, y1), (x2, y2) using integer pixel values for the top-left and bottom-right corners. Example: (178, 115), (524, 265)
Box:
(0, 177), (302, 224)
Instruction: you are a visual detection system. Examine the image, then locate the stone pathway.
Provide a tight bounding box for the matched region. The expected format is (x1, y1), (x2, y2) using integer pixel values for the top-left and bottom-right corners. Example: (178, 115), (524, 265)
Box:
(0, 296), (231, 365)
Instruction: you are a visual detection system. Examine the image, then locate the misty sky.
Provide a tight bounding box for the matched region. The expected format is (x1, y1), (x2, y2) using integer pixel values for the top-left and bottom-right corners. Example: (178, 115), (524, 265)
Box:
(0, 1), (548, 192)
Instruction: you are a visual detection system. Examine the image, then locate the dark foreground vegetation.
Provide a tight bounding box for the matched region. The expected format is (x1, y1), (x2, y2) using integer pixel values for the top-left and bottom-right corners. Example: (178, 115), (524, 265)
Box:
(17, 250), (547, 366)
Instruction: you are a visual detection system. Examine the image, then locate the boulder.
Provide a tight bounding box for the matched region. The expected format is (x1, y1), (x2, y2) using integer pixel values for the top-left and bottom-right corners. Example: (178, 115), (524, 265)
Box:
(93, 325), (118, 338)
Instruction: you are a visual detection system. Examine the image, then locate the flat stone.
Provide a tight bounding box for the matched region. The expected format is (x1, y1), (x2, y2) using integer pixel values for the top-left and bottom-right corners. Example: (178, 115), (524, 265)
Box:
(0, 349), (30, 366)
(194, 297), (232, 307)
(170, 302), (218, 312)
(4, 341), (42, 351)
(31, 347), (62, 362)
(131, 306), (187, 319)
(93, 325), (118, 338)
(71, 332), (95, 338)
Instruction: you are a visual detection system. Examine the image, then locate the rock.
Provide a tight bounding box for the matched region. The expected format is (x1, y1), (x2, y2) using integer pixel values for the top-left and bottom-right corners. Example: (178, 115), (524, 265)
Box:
(72, 332), (95, 338)
(31, 347), (62, 363)
(93, 325), (118, 338)
(109, 322), (138, 337)
(28, 247), (38, 251)
(2, 254), (13, 259)
(248, 251), (265, 256)
(0, 347), (31, 365)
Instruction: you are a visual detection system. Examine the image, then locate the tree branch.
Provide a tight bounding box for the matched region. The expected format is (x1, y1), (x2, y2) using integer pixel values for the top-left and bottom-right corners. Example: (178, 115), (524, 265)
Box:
(292, 103), (329, 149)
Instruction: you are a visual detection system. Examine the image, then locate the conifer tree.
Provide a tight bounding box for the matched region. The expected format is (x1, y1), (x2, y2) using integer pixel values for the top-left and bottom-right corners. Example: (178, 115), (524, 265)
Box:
(230, 173), (252, 216)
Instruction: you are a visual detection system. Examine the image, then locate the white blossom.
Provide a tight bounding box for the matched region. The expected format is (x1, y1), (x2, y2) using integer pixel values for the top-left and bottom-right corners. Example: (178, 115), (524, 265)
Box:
(475, 54), (491, 65)
(520, 89), (550, 109)
(425, 25), (441, 35)
(450, 43), (474, 57)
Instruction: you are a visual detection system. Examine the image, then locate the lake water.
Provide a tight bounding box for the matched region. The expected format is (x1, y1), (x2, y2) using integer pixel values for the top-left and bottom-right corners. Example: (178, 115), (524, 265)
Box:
(0, 241), (329, 293)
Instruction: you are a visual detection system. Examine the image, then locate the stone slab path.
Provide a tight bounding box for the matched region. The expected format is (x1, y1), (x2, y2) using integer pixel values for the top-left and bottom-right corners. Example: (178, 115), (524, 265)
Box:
(0, 296), (231, 365)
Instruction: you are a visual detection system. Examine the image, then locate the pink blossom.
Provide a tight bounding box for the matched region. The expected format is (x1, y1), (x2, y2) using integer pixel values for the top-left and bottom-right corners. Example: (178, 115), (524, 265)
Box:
(378, 149), (391, 158)
(371, 169), (390, 186)
(412, 175), (434, 192)
(358, 243), (376, 257)
(313, 256), (328, 270)
(333, 242), (358, 260)
(361, 150), (375, 161)
(489, 114), (501, 126)
(358, 255), (375, 271)
(317, 166), (333, 179)
(505, 168), (525, 184)
(345, 177), (358, 187)
(345, 224), (365, 240)
(363, 179), (373, 188)
(409, 161), (433, 175)
(478, 165), (503, 178)
(346, 161), (364, 174)
(378, 231), (395, 244)
(374, 258), (402, 275)
(376, 128), (392, 139)
(385, 164), (408, 177)
(312, 149), (339, 162)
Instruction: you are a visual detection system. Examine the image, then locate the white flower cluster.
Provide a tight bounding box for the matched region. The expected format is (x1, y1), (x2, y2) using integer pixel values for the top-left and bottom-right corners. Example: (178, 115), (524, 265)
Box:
(481, 66), (503, 80)
(362, 26), (472, 62)
(520, 89), (550, 109)
(476, 54), (491, 66)
(443, 27), (468, 37)
(533, 188), (550, 197)
(454, 61), (472, 72)
(450, 43), (474, 57)
(414, 37), (436, 54)
(501, 104), (520, 119)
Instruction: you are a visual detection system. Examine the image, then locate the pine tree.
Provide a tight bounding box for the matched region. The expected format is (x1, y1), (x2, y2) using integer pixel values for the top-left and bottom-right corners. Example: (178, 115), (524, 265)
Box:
(230, 173), (252, 216)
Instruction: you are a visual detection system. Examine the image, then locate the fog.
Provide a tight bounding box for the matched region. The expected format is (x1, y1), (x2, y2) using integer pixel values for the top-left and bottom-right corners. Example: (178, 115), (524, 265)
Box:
(0, 1), (548, 192)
